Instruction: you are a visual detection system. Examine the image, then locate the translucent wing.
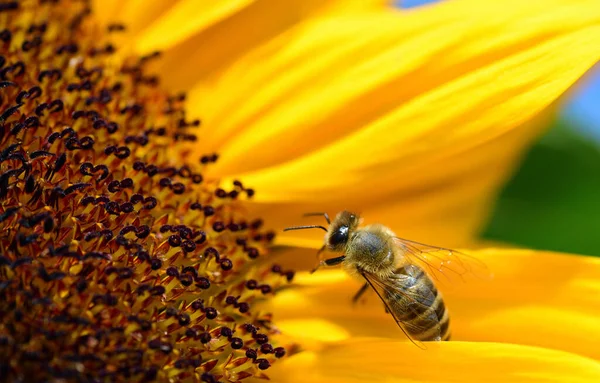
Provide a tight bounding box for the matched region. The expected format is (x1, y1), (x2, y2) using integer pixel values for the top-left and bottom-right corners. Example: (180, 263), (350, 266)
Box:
(393, 236), (490, 284)
(361, 266), (442, 348)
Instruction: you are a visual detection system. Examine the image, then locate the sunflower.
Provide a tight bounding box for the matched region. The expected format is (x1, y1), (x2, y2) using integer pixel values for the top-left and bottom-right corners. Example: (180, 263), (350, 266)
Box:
(0, 0), (599, 382)
(267, 249), (600, 382)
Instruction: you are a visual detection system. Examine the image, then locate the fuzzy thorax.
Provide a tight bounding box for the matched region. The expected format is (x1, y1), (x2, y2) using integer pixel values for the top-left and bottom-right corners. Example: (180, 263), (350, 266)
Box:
(342, 224), (397, 278)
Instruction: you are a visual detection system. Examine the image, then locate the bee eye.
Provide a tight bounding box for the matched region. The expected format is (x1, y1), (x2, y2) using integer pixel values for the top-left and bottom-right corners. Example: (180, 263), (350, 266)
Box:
(329, 226), (349, 246)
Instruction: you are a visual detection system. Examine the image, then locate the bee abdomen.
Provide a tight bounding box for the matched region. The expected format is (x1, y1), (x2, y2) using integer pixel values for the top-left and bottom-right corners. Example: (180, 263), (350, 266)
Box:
(405, 296), (450, 341)
(394, 265), (451, 342)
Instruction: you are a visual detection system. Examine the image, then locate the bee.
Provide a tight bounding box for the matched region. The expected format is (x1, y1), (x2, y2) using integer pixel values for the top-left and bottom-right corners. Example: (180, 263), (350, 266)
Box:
(284, 211), (485, 346)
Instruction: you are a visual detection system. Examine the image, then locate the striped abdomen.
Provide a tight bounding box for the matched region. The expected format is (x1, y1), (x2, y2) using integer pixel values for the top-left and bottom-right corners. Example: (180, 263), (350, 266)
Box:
(385, 264), (450, 341)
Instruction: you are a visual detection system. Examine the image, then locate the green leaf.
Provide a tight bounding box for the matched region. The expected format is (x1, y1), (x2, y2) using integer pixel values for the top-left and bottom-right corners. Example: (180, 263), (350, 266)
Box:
(482, 122), (600, 256)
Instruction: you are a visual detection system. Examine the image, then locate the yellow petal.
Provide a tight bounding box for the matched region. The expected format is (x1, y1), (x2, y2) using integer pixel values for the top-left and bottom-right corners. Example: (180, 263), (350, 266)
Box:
(182, 0), (600, 243)
(101, 0), (391, 91)
(266, 339), (600, 383)
(130, 0), (256, 53)
(251, 151), (516, 247)
(92, 1), (179, 36)
(206, 1), (600, 177)
(92, 0), (122, 25)
(266, 249), (600, 359)
(129, 0), (391, 53)
(135, 0), (392, 52)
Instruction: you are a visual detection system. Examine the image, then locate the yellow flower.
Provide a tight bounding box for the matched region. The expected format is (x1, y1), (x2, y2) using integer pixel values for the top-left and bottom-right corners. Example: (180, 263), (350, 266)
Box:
(266, 249), (600, 382)
(95, 0), (600, 248)
(1, 0), (599, 382)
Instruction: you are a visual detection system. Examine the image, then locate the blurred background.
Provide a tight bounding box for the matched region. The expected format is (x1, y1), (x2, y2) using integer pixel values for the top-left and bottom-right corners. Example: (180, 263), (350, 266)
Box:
(401, 0), (600, 256)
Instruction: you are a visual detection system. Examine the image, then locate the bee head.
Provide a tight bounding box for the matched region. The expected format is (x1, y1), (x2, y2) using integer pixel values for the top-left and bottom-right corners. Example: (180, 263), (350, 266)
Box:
(326, 211), (360, 251)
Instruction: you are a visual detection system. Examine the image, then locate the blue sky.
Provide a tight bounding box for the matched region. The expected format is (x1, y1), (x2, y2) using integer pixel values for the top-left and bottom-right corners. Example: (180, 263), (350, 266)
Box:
(398, 0), (600, 138)
(563, 68), (600, 140)
(398, 0), (440, 7)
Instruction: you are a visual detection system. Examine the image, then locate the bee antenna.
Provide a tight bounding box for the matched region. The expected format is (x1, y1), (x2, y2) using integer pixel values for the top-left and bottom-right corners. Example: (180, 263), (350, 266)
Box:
(283, 225), (328, 232)
(302, 212), (331, 224)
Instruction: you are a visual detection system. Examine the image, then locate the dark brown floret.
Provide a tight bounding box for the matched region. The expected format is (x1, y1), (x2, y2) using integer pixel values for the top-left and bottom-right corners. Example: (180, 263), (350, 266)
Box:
(220, 327), (233, 338)
(196, 277), (211, 289)
(201, 372), (218, 383)
(260, 344), (274, 354)
(254, 334), (269, 345)
(260, 284), (273, 294)
(256, 359), (271, 370)
(245, 349), (257, 360)
(230, 337), (244, 349)
(205, 307), (218, 320)
(199, 332), (212, 344)
(213, 221), (226, 232)
(247, 247), (260, 259)
(238, 302), (250, 313)
(220, 258), (233, 271)
(274, 347), (286, 358)
(0, 1), (291, 381)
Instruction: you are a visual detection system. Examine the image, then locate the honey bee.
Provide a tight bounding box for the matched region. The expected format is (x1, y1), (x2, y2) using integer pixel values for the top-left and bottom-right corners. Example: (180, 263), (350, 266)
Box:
(284, 211), (485, 346)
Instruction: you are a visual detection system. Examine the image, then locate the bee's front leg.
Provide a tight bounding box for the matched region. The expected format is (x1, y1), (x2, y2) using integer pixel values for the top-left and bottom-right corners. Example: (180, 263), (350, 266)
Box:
(311, 255), (346, 274)
(315, 245), (325, 259)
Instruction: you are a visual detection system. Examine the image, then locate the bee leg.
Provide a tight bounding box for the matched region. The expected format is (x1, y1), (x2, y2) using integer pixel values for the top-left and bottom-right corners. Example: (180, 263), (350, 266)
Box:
(351, 283), (369, 305)
(315, 245), (325, 259)
(311, 255), (346, 274)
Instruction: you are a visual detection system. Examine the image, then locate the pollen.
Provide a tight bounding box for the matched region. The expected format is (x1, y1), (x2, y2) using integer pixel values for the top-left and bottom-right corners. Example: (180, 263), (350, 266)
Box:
(0, 1), (292, 382)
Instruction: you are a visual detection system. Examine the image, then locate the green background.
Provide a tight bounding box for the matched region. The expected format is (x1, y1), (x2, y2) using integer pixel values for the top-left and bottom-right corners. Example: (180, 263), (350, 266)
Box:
(482, 121), (600, 256)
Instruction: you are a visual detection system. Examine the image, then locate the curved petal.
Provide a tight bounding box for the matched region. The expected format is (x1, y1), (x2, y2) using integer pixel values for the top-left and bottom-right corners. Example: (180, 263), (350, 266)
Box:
(134, 0), (391, 54)
(265, 249), (600, 359)
(95, 0), (391, 91)
(206, 0), (600, 176)
(186, 0), (600, 242)
(92, 1), (184, 36)
(266, 339), (600, 383)
(248, 147), (521, 247)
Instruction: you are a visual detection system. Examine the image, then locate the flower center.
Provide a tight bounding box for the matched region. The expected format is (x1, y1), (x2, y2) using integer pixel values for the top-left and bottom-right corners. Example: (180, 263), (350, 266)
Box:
(0, 1), (292, 381)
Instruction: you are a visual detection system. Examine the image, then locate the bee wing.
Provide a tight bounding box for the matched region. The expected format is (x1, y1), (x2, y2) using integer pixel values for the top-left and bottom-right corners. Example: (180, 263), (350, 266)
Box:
(361, 269), (441, 348)
(393, 236), (489, 284)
